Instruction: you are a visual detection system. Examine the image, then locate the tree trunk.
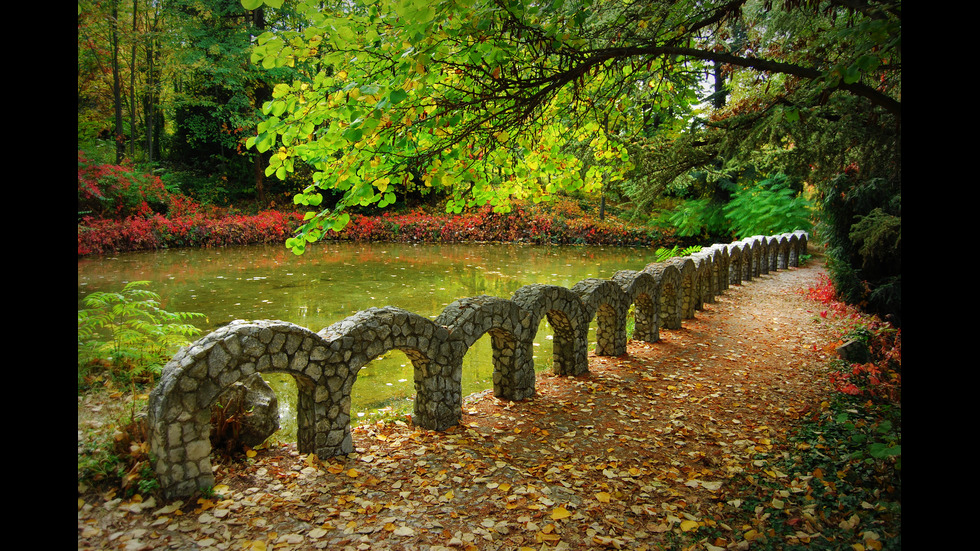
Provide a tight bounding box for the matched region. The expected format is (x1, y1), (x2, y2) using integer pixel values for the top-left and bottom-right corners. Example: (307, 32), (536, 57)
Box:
(129, 0), (138, 160)
(111, 0), (125, 164)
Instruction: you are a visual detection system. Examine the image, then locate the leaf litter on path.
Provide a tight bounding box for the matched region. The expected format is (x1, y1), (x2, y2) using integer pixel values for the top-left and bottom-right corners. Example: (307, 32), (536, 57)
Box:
(79, 263), (840, 550)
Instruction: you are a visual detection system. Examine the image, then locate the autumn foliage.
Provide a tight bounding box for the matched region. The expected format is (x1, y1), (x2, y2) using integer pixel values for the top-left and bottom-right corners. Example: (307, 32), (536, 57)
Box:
(803, 274), (901, 403)
(327, 201), (655, 247)
(78, 153), (660, 256)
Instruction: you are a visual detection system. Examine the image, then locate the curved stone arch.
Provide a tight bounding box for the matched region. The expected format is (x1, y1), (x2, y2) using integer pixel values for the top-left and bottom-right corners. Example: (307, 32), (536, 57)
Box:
(785, 233), (800, 267)
(571, 278), (631, 357)
(511, 284), (590, 376)
(322, 307), (458, 433)
(766, 236), (782, 272)
(788, 231), (808, 266)
(708, 245), (731, 292)
(435, 295), (535, 401)
(148, 320), (334, 499)
(794, 230), (809, 255)
(666, 257), (698, 318)
(642, 263), (683, 330)
(749, 237), (765, 277)
(751, 236), (771, 275)
(612, 270), (661, 343)
(705, 247), (725, 296)
(727, 244), (744, 286)
(769, 235), (787, 271)
(690, 254), (714, 307)
(739, 239), (758, 281)
(777, 234), (794, 269)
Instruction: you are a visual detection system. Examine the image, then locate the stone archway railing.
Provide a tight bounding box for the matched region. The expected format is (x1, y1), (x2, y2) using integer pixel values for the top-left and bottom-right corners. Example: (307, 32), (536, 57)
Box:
(148, 230), (808, 498)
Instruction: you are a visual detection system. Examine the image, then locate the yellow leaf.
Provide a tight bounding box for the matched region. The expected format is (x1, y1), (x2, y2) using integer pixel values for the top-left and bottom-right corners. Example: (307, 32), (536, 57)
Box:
(596, 492), (611, 503)
(551, 506), (571, 520)
(535, 532), (561, 543)
(680, 520), (699, 532)
(347, 468), (360, 478)
(498, 483), (511, 492)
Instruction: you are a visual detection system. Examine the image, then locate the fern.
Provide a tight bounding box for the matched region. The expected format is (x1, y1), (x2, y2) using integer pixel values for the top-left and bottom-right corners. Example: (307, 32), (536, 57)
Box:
(78, 281), (205, 389)
(655, 244), (703, 262)
(723, 173), (813, 238)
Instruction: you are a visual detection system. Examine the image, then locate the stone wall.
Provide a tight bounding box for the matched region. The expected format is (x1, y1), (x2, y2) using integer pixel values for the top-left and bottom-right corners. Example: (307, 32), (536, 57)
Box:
(148, 231), (808, 498)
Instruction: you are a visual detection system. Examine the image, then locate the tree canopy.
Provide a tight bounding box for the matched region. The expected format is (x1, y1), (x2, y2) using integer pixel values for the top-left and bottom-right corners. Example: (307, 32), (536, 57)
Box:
(241, 0), (900, 253)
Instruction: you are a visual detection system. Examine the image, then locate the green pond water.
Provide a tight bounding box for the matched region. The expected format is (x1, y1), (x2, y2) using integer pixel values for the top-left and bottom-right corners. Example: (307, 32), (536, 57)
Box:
(77, 241), (663, 442)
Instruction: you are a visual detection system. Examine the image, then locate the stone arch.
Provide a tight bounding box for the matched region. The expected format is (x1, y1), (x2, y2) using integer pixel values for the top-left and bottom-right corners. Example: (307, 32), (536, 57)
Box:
(690, 254), (714, 308)
(666, 257), (698, 318)
(767, 236), (784, 271)
(748, 237), (764, 278)
(511, 284), (590, 376)
(611, 270), (661, 343)
(787, 231), (807, 267)
(751, 236), (770, 276)
(571, 278), (631, 357)
(435, 295), (535, 401)
(794, 230), (808, 255)
(642, 263), (683, 330)
(321, 307), (457, 433)
(787, 233), (800, 267)
(726, 244), (743, 286)
(702, 247), (725, 298)
(148, 320), (335, 499)
(738, 239), (757, 281)
(773, 235), (790, 270)
(708, 245), (731, 292)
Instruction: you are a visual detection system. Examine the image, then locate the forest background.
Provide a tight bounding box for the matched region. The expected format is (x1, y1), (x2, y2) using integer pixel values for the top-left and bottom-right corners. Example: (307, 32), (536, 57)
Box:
(77, 0), (900, 325)
(77, 0), (903, 399)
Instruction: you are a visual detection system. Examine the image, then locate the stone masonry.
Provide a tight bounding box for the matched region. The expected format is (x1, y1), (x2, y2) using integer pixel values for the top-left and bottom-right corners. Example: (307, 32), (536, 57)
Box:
(148, 231), (808, 498)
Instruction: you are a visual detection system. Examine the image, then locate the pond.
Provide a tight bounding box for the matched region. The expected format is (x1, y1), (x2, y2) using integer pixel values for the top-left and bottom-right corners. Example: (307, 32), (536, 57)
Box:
(78, 241), (664, 442)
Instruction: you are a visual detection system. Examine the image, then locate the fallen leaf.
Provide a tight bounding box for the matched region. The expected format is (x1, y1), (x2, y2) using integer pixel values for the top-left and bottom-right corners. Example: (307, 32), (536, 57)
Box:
(551, 506), (571, 520)
(393, 526), (416, 536)
(680, 519), (699, 532)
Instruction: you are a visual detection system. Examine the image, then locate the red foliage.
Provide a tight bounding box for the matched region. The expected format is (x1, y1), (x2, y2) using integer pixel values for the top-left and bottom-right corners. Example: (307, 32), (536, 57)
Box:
(78, 211), (305, 256)
(77, 151), (173, 219)
(801, 274), (901, 403)
(326, 201), (655, 247)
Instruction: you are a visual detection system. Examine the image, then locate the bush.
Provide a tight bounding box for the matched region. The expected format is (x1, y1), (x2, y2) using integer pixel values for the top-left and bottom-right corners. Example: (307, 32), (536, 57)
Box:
(667, 173), (812, 239)
(78, 151), (172, 219)
(324, 200), (657, 246)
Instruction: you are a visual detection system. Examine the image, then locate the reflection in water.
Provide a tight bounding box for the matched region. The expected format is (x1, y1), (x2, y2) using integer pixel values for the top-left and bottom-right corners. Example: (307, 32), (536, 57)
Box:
(78, 241), (662, 441)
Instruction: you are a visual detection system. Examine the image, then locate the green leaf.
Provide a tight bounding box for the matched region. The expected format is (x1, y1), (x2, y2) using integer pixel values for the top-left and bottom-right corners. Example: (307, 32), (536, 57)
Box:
(331, 212), (351, 232)
(869, 443), (901, 459)
(389, 88), (409, 104)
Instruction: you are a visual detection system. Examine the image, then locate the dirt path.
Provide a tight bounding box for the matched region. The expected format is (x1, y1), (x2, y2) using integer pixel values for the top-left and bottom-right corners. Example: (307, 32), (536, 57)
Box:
(78, 259), (841, 551)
